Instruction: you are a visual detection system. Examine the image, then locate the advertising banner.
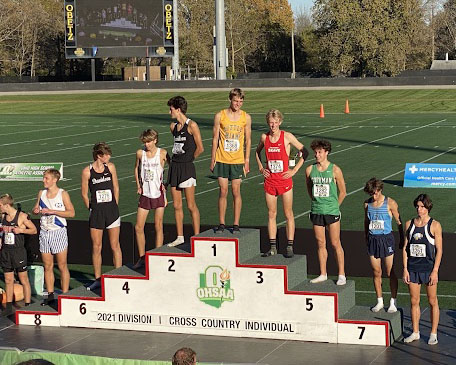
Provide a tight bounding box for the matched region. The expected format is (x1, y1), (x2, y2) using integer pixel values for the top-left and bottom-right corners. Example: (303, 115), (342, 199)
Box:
(404, 163), (456, 188)
(0, 163), (63, 181)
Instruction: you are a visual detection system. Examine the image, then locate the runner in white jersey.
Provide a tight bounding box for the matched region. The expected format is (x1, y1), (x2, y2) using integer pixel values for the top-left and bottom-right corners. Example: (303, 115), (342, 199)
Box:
(33, 168), (75, 305)
(133, 129), (169, 269)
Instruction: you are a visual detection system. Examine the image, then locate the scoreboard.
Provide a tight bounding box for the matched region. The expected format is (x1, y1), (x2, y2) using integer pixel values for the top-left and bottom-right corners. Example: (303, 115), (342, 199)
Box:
(64, 0), (174, 58)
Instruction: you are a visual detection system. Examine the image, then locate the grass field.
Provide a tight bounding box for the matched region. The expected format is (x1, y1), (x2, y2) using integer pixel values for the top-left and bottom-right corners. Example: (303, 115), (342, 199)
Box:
(1, 88), (456, 309)
(1, 89), (456, 232)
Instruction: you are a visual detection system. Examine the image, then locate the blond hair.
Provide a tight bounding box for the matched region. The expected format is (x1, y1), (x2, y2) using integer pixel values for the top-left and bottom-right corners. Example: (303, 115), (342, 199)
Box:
(140, 129), (159, 143)
(266, 109), (283, 123)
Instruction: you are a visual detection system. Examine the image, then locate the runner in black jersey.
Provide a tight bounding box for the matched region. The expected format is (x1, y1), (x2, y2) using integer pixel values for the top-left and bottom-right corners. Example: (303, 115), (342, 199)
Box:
(0, 194), (37, 316)
(166, 96), (204, 247)
(81, 142), (122, 291)
(403, 194), (442, 345)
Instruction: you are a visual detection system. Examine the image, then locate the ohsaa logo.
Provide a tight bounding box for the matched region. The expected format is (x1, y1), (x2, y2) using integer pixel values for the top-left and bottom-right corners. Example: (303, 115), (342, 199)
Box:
(197, 265), (234, 308)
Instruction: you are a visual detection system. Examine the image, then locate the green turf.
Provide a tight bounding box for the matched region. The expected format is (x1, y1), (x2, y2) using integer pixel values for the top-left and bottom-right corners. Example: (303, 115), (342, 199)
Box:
(1, 89), (456, 232)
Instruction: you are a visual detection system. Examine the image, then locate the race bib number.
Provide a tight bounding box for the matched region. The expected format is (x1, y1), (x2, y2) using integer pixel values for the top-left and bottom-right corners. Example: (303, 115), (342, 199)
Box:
(313, 184), (330, 197)
(410, 244), (426, 258)
(172, 142), (185, 155)
(224, 139), (240, 152)
(144, 169), (154, 182)
(268, 160), (284, 173)
(369, 220), (384, 231)
(4, 232), (15, 245)
(42, 215), (55, 226)
(96, 189), (112, 203)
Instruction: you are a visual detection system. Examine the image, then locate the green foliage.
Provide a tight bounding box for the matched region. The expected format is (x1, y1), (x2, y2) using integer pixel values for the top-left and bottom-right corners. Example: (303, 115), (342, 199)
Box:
(313, 0), (426, 77)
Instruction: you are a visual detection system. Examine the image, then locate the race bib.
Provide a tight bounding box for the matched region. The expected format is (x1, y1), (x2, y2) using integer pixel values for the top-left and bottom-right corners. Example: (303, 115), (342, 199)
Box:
(96, 189), (112, 203)
(224, 139), (240, 152)
(4, 232), (15, 245)
(313, 184), (330, 197)
(144, 169), (154, 182)
(369, 220), (385, 231)
(410, 243), (426, 258)
(42, 215), (55, 226)
(172, 142), (185, 155)
(268, 160), (284, 173)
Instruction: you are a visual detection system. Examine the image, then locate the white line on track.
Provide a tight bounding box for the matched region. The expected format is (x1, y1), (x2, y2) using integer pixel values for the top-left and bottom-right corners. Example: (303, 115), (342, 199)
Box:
(0, 125), (76, 137)
(0, 125), (141, 148)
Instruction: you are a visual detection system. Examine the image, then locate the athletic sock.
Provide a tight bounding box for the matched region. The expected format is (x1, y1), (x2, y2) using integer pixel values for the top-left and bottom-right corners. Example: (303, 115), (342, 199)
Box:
(371, 297), (384, 312)
(167, 236), (185, 247)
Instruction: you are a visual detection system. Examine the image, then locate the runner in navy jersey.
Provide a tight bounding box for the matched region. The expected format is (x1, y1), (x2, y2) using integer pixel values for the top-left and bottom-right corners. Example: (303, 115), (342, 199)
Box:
(81, 142), (122, 291)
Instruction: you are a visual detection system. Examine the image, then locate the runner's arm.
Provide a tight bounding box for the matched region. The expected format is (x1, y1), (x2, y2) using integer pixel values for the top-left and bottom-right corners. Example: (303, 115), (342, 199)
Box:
(244, 113), (252, 174)
(333, 164), (346, 205)
(429, 220), (443, 286)
(210, 113), (221, 171)
(81, 167), (90, 209)
(109, 162), (120, 204)
(189, 121), (204, 158)
(134, 149), (142, 195)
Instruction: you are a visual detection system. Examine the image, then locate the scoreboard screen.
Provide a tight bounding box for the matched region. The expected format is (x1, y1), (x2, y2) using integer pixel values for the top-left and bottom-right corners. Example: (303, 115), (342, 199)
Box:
(64, 0), (174, 58)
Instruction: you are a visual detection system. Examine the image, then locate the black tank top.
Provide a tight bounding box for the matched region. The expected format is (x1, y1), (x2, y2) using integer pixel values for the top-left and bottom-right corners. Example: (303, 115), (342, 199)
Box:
(406, 218), (435, 272)
(171, 119), (196, 163)
(88, 164), (117, 209)
(1, 210), (25, 248)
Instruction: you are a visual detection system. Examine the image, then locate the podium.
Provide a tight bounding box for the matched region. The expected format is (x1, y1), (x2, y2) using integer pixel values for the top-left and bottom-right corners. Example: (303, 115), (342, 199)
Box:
(16, 229), (402, 346)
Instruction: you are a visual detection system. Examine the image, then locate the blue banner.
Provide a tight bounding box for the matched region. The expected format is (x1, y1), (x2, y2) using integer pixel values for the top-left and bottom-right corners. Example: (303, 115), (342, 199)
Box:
(404, 163), (456, 188)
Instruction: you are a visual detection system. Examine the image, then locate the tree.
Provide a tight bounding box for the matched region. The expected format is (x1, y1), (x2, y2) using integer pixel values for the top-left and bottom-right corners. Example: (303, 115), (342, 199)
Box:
(434, 0), (456, 59)
(313, 0), (427, 77)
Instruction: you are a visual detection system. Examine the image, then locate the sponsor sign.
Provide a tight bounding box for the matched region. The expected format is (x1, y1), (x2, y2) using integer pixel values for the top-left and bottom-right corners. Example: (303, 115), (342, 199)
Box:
(404, 163), (456, 188)
(0, 163), (63, 181)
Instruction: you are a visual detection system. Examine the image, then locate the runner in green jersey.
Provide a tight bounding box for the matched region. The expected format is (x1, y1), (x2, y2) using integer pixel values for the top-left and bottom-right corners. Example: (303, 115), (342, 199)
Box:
(305, 139), (346, 285)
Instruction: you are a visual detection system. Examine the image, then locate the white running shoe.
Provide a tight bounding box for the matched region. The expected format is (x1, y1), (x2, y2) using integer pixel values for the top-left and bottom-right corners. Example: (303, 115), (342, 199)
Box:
(371, 302), (384, 312)
(167, 237), (184, 247)
(387, 303), (397, 313)
(404, 332), (420, 343)
(310, 274), (327, 284)
(336, 275), (347, 286)
(428, 333), (438, 345)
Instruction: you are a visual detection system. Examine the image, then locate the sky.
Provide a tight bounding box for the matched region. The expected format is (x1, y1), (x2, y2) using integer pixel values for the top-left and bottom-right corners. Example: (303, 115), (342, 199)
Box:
(289, 0), (314, 12)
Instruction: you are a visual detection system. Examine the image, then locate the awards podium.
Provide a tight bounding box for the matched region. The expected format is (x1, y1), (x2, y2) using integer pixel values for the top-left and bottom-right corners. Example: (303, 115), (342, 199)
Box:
(16, 229), (402, 346)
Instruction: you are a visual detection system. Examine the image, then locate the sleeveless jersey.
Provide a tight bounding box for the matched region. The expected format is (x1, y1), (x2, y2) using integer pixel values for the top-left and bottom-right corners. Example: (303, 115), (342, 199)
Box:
(367, 197), (392, 235)
(140, 148), (163, 199)
(309, 163), (340, 215)
(406, 218), (435, 272)
(1, 210), (25, 248)
(171, 119), (196, 163)
(88, 163), (117, 208)
(264, 131), (292, 187)
(215, 109), (246, 164)
(39, 189), (67, 231)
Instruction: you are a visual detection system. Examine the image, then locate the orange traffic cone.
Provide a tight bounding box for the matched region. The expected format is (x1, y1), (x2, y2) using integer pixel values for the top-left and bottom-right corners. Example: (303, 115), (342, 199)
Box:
(345, 99), (350, 114)
(320, 104), (325, 118)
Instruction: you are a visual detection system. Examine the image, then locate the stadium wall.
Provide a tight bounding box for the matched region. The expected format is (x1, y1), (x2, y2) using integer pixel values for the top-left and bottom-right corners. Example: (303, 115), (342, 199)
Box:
(27, 220), (455, 280)
(1, 75), (456, 93)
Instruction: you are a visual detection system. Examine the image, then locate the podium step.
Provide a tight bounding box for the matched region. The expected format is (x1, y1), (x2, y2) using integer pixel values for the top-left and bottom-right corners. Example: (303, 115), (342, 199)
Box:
(291, 279), (355, 317)
(15, 228), (402, 346)
(339, 305), (403, 345)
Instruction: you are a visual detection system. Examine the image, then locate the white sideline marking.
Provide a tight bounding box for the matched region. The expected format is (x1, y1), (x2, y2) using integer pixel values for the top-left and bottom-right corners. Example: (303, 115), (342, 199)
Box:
(0, 126), (141, 148)
(0, 126), (142, 161)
